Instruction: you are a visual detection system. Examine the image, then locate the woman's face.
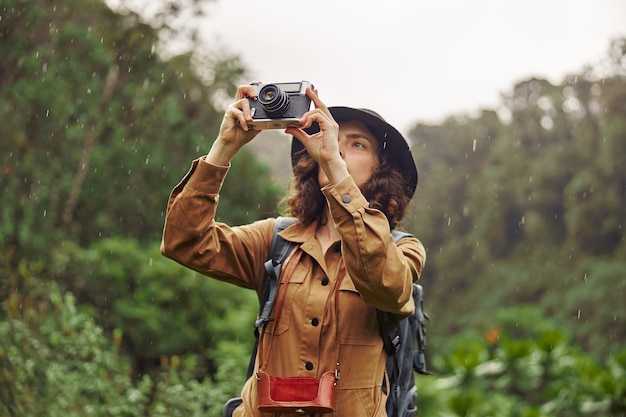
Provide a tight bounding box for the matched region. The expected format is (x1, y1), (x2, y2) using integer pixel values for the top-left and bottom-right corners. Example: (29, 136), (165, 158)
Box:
(318, 120), (380, 189)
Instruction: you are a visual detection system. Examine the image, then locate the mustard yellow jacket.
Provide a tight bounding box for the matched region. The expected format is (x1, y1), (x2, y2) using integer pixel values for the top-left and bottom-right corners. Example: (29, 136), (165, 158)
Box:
(161, 158), (426, 417)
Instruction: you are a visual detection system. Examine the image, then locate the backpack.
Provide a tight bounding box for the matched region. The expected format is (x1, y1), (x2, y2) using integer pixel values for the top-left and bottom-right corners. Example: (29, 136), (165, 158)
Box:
(223, 217), (430, 417)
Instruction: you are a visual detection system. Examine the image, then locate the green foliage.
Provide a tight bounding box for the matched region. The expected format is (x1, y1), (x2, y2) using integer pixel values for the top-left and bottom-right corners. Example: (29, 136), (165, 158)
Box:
(219, 150), (285, 224)
(0, 0), (281, 264)
(50, 237), (258, 379)
(0, 281), (246, 416)
(416, 306), (626, 417)
(0, 0), (280, 382)
(409, 40), (626, 361)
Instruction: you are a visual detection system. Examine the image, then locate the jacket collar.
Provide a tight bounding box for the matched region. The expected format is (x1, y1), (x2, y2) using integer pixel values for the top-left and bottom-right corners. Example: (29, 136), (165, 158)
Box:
(278, 218), (316, 245)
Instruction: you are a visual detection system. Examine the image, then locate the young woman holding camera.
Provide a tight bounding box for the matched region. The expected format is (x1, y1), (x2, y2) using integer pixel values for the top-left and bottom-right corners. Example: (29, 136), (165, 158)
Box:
(161, 84), (425, 416)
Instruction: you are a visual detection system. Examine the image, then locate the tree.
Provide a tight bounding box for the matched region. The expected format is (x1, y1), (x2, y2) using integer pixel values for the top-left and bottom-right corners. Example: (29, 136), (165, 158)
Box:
(0, 0), (281, 379)
(406, 38), (626, 360)
(0, 0), (280, 279)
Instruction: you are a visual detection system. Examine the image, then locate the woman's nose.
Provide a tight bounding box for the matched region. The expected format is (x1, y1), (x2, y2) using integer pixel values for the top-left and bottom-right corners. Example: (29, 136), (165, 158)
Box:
(338, 143), (345, 158)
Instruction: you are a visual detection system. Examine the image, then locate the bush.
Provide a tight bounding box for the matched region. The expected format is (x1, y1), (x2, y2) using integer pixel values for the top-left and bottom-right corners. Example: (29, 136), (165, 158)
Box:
(51, 237), (258, 380)
(416, 306), (626, 417)
(0, 282), (245, 416)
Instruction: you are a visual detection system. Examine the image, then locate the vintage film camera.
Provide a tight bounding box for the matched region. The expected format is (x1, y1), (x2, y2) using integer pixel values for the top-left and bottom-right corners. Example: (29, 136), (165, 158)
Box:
(246, 81), (314, 130)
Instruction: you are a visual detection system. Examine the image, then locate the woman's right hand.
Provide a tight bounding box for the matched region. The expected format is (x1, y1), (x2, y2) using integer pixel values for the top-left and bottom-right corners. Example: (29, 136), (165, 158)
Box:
(207, 84), (262, 166)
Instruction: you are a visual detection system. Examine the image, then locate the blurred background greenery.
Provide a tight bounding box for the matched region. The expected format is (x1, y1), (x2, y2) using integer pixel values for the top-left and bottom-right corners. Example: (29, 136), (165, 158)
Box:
(1, 0), (624, 416)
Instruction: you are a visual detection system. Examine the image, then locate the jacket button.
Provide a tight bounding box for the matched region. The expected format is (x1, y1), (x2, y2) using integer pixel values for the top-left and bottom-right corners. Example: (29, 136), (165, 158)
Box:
(342, 194), (351, 204)
(311, 318), (319, 326)
(321, 277), (329, 286)
(305, 362), (314, 370)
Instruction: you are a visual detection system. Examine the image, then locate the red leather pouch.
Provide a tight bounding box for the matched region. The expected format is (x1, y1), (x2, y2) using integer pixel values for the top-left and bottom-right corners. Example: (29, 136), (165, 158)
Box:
(257, 370), (336, 414)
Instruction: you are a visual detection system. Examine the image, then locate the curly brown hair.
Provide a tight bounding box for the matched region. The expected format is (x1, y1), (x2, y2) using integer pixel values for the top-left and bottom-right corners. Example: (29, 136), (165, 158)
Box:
(281, 147), (411, 229)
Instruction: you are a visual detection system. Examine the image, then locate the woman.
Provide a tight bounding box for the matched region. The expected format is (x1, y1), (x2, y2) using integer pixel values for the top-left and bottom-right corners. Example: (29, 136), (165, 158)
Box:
(161, 85), (426, 416)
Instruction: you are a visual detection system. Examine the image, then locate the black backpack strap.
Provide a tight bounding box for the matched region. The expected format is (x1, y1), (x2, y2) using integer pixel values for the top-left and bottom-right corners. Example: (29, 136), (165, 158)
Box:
(413, 283), (431, 375)
(255, 217), (298, 331)
(245, 217), (297, 379)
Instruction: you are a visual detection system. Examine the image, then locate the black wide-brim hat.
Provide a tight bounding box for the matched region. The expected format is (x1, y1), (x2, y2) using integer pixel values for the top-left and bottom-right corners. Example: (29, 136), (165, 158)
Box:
(291, 106), (418, 199)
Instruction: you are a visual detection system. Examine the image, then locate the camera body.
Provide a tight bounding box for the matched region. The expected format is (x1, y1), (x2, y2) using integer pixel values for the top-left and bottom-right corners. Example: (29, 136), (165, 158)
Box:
(246, 81), (313, 130)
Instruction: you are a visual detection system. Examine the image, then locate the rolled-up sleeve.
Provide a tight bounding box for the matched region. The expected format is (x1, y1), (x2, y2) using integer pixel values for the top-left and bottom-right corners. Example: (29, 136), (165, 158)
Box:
(322, 176), (425, 317)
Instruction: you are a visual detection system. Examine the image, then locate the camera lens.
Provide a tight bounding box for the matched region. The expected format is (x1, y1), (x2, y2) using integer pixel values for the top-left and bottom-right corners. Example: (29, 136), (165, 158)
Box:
(258, 84), (290, 117)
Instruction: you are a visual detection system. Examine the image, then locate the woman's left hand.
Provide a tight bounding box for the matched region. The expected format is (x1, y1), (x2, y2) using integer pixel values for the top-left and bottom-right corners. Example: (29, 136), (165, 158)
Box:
(286, 89), (349, 184)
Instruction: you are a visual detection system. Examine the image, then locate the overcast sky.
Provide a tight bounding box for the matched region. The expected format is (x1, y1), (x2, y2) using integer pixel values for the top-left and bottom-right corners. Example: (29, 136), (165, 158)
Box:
(197, 0), (625, 135)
